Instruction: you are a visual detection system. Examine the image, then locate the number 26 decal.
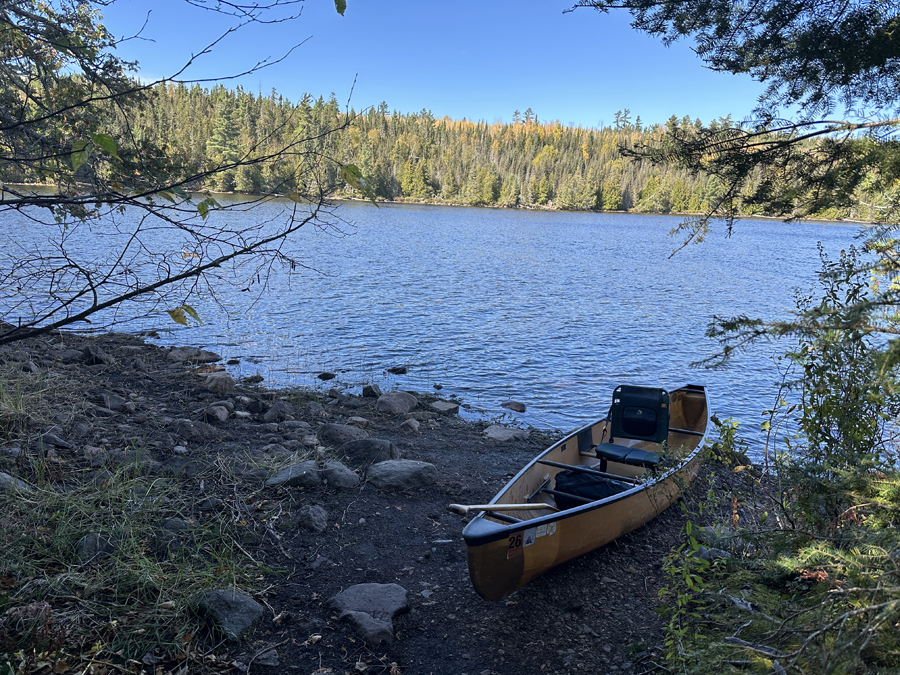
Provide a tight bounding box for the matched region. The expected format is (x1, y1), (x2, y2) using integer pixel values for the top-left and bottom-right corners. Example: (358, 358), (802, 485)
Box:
(507, 532), (523, 559)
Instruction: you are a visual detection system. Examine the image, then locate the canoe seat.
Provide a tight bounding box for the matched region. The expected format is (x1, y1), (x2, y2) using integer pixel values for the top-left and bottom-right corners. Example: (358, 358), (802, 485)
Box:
(595, 442), (662, 468)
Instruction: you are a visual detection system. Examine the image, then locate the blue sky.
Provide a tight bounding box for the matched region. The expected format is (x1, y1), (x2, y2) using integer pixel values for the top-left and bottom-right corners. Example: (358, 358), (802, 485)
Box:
(100, 0), (771, 129)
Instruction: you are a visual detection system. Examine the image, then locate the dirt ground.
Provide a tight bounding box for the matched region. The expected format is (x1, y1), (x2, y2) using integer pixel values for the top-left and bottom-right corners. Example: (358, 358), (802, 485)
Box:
(0, 329), (720, 675)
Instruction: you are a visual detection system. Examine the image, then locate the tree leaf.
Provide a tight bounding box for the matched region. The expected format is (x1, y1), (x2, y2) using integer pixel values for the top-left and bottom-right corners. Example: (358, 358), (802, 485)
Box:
(71, 140), (89, 172)
(335, 0), (346, 15)
(182, 304), (201, 323)
(167, 307), (188, 326)
(340, 163), (379, 206)
(197, 201), (209, 219)
(91, 133), (120, 160)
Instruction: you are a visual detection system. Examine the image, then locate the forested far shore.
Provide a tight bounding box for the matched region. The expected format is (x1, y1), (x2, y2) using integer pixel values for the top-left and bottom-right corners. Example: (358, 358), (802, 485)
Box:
(2, 81), (888, 222)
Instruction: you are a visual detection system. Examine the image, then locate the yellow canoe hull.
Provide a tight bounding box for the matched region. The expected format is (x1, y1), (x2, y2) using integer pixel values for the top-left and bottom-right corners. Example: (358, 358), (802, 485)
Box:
(461, 384), (709, 601)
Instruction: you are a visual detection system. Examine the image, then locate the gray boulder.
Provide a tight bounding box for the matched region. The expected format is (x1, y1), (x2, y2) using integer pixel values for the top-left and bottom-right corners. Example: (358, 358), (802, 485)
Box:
(265, 460), (321, 488)
(483, 425), (529, 442)
(195, 589), (263, 640)
(376, 391), (418, 415)
(338, 439), (400, 466)
(318, 423), (368, 446)
(0, 472), (33, 494)
(322, 461), (361, 489)
(367, 460), (437, 490)
(327, 583), (409, 645)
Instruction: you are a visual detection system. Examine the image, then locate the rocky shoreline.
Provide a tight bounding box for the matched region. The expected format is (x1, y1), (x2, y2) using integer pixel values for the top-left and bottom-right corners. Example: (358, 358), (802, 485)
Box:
(0, 330), (719, 674)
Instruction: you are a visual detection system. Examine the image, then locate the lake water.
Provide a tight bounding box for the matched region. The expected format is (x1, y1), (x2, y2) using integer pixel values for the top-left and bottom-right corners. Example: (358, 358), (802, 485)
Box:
(2, 199), (861, 456)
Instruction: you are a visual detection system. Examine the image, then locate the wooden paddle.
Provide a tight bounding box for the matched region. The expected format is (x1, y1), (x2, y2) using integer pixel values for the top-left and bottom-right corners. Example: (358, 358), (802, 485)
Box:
(448, 503), (559, 515)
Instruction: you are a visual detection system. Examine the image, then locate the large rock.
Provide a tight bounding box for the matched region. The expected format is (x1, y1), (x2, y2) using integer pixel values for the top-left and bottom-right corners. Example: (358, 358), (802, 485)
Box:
(322, 461), (361, 489)
(375, 392), (418, 415)
(318, 423), (368, 446)
(0, 472), (33, 494)
(327, 583), (409, 645)
(483, 425), (529, 442)
(195, 589), (263, 640)
(338, 439), (400, 466)
(265, 460), (321, 488)
(367, 460), (437, 490)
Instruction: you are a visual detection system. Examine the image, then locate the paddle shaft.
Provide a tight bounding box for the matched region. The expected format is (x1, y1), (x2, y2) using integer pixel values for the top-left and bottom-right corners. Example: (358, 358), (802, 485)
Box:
(448, 503), (558, 515)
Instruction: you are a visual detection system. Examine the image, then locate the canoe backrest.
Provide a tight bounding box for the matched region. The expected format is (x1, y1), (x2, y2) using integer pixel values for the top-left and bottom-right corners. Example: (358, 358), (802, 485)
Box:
(609, 385), (670, 444)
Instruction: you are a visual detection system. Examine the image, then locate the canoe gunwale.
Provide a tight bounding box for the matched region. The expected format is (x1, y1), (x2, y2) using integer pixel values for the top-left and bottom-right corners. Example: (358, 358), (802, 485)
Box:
(461, 385), (710, 548)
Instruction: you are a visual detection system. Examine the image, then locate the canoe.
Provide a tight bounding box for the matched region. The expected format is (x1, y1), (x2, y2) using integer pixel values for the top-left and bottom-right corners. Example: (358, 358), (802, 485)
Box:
(454, 384), (710, 601)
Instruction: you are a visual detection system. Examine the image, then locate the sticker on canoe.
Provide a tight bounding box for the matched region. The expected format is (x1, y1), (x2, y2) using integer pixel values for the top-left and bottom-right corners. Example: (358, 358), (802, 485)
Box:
(536, 524), (548, 538)
(507, 532), (523, 559)
(547, 522), (557, 536)
(524, 528), (536, 547)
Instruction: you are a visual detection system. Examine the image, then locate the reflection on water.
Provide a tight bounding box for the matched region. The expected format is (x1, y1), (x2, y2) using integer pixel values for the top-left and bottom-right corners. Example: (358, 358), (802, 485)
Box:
(2, 199), (860, 457)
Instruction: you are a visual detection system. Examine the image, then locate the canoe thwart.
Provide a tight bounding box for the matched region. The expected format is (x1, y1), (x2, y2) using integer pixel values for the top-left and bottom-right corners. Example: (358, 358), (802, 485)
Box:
(669, 427), (705, 437)
(448, 503), (559, 515)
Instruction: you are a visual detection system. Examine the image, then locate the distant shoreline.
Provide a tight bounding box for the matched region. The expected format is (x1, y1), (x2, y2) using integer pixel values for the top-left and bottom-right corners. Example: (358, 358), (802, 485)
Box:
(1, 181), (869, 226)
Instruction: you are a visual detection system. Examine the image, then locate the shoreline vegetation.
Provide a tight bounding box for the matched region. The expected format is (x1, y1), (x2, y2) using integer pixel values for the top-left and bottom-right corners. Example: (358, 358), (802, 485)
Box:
(3, 181), (868, 228)
(0, 86), (889, 224)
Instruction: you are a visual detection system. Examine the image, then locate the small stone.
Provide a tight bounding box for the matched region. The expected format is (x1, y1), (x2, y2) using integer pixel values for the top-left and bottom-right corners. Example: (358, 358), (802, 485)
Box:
(501, 400), (527, 413)
(205, 372), (235, 394)
(0, 471), (32, 493)
(82, 344), (114, 366)
(168, 347), (221, 364)
(76, 533), (114, 564)
(40, 432), (73, 449)
(430, 400), (460, 415)
(400, 418), (420, 434)
(318, 372), (337, 381)
(348, 416), (369, 428)
(205, 406), (230, 423)
(322, 461), (361, 489)
(375, 391), (418, 415)
(263, 401), (295, 423)
(362, 384), (382, 398)
(195, 589), (263, 640)
(298, 504), (328, 532)
(386, 366), (408, 375)
(483, 425), (529, 442)
(265, 461), (321, 488)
